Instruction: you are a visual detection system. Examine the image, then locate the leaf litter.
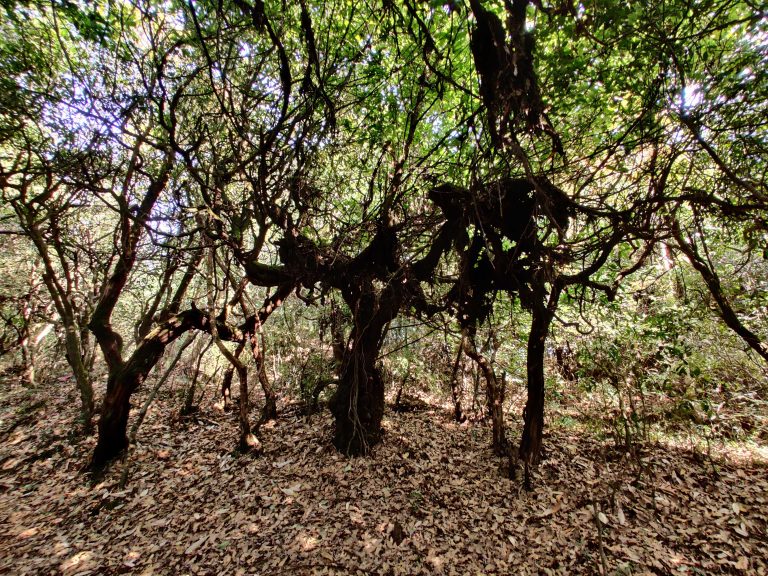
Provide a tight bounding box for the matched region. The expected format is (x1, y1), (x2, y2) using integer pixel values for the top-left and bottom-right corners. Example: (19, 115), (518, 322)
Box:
(0, 378), (766, 576)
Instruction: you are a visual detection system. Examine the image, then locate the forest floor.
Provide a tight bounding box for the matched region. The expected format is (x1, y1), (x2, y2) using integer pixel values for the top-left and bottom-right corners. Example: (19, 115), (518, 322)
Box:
(0, 373), (767, 576)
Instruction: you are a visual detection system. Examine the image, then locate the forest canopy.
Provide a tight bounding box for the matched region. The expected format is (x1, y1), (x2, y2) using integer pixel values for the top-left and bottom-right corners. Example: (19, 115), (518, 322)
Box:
(0, 0), (766, 484)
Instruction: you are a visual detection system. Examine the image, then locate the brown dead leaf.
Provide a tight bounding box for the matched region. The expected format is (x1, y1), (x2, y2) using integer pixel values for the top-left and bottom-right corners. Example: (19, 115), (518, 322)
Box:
(1, 382), (767, 576)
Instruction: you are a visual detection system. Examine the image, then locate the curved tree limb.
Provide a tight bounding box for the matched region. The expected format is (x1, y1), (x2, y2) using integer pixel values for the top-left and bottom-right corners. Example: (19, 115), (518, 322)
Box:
(671, 218), (768, 365)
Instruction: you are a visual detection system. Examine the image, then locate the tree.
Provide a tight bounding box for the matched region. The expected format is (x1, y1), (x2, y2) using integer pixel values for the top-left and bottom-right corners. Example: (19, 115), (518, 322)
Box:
(1, 0), (765, 479)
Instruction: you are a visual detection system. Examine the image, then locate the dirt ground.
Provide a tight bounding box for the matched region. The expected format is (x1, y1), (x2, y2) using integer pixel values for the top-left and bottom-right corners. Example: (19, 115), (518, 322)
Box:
(0, 375), (766, 575)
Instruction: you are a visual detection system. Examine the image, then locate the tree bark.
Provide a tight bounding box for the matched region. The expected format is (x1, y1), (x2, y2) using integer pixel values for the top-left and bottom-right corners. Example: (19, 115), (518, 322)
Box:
(672, 220), (768, 365)
(181, 336), (214, 416)
(63, 323), (94, 425)
(20, 215), (94, 424)
(519, 284), (561, 471)
(220, 366), (234, 409)
(464, 334), (506, 455)
(330, 283), (399, 455)
(211, 333), (257, 452)
(240, 284), (293, 422)
(131, 334), (196, 443)
(235, 363), (260, 452)
(250, 330), (277, 422)
(91, 309), (239, 469)
(219, 341), (245, 411)
(94, 362), (145, 467)
(449, 335), (466, 423)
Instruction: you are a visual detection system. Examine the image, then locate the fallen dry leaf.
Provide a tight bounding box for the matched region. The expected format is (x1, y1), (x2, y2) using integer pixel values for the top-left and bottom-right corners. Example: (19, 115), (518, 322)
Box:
(0, 378), (766, 576)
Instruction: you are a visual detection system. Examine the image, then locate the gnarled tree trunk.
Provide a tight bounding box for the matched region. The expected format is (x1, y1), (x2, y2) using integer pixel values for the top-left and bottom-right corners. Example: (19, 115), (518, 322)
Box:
(91, 309), (236, 469)
(464, 333), (506, 456)
(672, 219), (768, 365)
(219, 341), (246, 411)
(250, 330), (277, 422)
(330, 283), (400, 455)
(519, 284), (561, 480)
(449, 335), (467, 423)
(94, 366), (139, 466)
